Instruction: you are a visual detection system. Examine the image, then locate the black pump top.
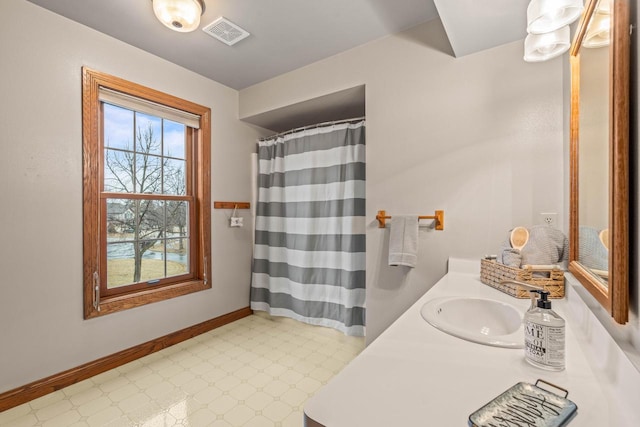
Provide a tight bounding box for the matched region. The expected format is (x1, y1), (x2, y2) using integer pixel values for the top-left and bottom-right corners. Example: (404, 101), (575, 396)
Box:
(537, 290), (552, 309)
(530, 290), (552, 309)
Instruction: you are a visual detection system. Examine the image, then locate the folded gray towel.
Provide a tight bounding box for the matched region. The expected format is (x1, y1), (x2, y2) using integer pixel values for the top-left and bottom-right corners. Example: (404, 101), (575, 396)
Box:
(498, 225), (568, 269)
(578, 226), (608, 271)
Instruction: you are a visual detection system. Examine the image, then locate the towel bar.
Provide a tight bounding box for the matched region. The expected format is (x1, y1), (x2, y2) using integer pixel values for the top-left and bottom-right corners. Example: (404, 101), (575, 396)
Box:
(376, 210), (444, 230)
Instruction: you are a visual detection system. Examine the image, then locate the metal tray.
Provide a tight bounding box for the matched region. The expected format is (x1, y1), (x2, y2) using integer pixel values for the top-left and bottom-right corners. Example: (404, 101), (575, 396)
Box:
(468, 380), (578, 427)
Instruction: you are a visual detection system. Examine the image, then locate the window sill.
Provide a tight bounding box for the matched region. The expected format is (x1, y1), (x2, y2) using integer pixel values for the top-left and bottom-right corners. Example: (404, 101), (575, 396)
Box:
(84, 280), (210, 319)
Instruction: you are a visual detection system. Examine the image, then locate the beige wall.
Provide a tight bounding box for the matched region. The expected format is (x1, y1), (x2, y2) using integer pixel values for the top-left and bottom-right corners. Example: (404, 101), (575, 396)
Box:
(240, 19), (565, 343)
(0, 0), (265, 392)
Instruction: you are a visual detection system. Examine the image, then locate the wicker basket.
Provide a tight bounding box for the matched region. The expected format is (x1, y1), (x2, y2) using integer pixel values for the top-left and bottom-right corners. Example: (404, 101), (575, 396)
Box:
(480, 258), (565, 299)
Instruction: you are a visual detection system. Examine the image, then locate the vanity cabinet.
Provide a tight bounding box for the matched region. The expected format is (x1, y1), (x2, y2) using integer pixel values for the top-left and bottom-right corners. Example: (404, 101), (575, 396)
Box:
(304, 259), (634, 426)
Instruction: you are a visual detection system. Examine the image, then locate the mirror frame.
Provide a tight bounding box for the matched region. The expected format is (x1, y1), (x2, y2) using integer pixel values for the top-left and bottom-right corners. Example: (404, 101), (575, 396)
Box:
(569, 0), (630, 323)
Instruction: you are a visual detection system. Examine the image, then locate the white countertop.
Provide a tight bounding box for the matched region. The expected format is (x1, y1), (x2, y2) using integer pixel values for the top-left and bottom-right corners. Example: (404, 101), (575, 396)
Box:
(304, 259), (624, 426)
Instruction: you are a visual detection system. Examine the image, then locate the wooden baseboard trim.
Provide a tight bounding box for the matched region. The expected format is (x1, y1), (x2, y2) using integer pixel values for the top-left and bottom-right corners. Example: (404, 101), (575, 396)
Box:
(0, 307), (252, 412)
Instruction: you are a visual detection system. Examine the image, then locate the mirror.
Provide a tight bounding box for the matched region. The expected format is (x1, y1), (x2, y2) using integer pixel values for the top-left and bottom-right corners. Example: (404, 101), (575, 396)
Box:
(569, 0), (629, 323)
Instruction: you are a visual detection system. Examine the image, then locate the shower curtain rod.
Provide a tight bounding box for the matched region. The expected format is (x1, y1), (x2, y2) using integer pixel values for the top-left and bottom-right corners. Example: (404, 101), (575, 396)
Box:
(259, 116), (365, 141)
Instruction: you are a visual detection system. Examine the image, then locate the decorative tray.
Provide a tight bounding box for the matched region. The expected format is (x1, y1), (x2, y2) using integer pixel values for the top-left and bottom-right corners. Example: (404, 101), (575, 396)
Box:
(468, 380), (577, 427)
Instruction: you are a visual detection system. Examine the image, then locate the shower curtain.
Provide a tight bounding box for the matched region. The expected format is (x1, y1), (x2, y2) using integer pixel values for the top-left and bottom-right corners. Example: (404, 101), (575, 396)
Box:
(251, 120), (366, 336)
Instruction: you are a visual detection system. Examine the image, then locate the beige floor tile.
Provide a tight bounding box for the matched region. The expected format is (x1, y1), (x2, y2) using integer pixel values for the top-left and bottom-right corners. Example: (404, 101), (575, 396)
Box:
(180, 377), (209, 395)
(245, 391), (275, 411)
(27, 391), (65, 411)
(122, 366), (154, 382)
(262, 400), (292, 422)
(280, 388), (308, 407)
(207, 395), (237, 415)
(213, 375), (241, 392)
(206, 419), (233, 427)
(77, 396), (112, 417)
(86, 406), (123, 426)
(88, 370), (121, 386)
(233, 365), (259, 381)
(263, 379), (289, 398)
(229, 383), (257, 401)
(144, 380), (176, 400)
(98, 375), (131, 393)
(278, 370), (304, 386)
(167, 371), (196, 387)
(3, 314), (365, 427)
(189, 361), (216, 376)
(282, 410), (304, 427)
(35, 399), (74, 422)
(107, 384), (140, 403)
(62, 380), (95, 398)
(126, 402), (162, 423)
(247, 372), (273, 389)
(249, 357), (272, 371)
(0, 403), (31, 424)
(41, 409), (81, 427)
(192, 386), (223, 405)
(116, 392), (151, 413)
(243, 415), (276, 427)
(263, 364), (288, 378)
(135, 373), (164, 390)
(294, 377), (322, 395)
(4, 414), (39, 427)
(223, 404), (255, 425)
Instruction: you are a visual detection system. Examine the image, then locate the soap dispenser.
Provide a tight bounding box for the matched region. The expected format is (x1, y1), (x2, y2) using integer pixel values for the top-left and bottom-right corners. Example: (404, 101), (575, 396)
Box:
(524, 290), (565, 371)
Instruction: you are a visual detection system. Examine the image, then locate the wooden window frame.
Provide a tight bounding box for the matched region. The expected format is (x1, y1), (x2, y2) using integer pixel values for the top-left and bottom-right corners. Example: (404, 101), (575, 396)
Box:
(82, 67), (211, 319)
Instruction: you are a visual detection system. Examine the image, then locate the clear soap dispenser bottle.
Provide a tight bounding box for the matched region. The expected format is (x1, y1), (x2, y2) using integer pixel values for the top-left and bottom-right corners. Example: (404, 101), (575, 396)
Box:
(524, 290), (565, 371)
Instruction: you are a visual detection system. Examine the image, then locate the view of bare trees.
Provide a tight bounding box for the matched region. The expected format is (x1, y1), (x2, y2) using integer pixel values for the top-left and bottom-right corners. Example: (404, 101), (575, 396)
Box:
(105, 120), (187, 284)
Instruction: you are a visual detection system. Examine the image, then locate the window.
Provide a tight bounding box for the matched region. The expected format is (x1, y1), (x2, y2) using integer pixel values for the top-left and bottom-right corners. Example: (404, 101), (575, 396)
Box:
(82, 68), (211, 318)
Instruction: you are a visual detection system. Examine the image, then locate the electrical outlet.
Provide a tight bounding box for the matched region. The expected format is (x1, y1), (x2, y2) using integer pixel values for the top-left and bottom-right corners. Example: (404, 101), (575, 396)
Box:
(539, 212), (557, 227)
(230, 217), (243, 227)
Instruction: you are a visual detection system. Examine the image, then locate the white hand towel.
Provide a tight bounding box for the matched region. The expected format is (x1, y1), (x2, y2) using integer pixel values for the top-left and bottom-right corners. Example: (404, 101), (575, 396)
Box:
(388, 215), (419, 268)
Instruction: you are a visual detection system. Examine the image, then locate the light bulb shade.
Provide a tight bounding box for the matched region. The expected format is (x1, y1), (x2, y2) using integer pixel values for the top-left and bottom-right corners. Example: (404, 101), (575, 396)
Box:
(152, 0), (204, 32)
(524, 26), (571, 62)
(583, 13), (611, 48)
(527, 0), (584, 34)
(595, 0), (611, 15)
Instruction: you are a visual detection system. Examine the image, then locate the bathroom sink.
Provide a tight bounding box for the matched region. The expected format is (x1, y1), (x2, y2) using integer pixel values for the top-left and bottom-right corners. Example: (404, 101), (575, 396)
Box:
(420, 297), (524, 348)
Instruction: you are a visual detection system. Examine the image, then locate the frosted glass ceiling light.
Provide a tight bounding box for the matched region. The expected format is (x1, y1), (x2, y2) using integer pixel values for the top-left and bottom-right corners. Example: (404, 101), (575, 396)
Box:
(527, 0), (584, 34)
(152, 0), (205, 33)
(583, 13), (611, 48)
(524, 26), (571, 62)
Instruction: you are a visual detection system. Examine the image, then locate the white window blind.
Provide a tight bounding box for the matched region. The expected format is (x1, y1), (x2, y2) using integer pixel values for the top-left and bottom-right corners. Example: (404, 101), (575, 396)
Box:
(98, 87), (201, 129)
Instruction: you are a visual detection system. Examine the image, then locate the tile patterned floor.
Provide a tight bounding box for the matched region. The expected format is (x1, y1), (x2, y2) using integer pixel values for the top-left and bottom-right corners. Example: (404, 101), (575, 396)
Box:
(0, 314), (365, 427)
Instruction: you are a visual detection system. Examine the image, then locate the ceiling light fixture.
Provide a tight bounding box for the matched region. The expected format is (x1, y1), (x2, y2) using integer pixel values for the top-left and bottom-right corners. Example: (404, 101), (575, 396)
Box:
(152, 0), (205, 33)
(527, 0), (584, 34)
(524, 0), (584, 62)
(524, 26), (571, 62)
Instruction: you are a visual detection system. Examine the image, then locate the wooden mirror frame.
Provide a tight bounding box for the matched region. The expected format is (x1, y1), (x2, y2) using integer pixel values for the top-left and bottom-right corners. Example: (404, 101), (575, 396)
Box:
(569, 0), (630, 323)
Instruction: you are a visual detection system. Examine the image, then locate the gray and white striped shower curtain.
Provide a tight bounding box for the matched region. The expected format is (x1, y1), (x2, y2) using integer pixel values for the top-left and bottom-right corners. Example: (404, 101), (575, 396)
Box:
(250, 120), (366, 336)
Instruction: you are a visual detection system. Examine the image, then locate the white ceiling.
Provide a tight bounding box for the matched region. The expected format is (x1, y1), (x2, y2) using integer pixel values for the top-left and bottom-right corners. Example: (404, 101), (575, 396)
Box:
(435, 0), (529, 57)
(25, 0), (529, 90)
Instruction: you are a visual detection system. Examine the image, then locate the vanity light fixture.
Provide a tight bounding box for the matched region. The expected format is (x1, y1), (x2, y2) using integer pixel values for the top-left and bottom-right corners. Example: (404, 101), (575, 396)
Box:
(583, 13), (611, 47)
(524, 26), (571, 61)
(527, 0), (585, 34)
(524, 0), (584, 62)
(583, 0), (611, 48)
(152, 0), (205, 33)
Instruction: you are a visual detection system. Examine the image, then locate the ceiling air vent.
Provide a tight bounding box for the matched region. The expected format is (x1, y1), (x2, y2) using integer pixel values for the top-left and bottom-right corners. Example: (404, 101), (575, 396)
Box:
(202, 17), (250, 46)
